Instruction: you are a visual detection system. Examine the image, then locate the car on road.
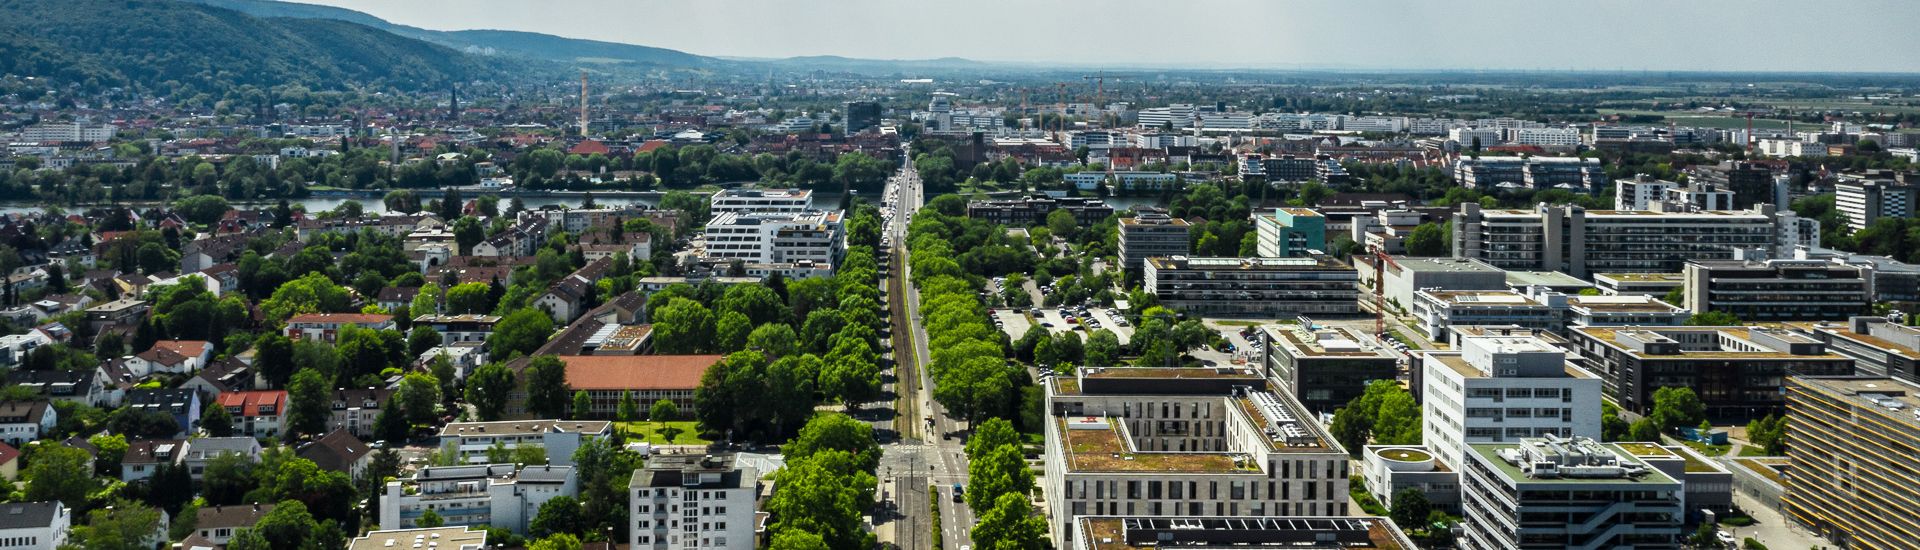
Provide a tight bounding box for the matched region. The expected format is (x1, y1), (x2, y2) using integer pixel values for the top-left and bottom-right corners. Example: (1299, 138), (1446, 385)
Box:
(952, 484), (965, 502)
(1715, 532), (1737, 546)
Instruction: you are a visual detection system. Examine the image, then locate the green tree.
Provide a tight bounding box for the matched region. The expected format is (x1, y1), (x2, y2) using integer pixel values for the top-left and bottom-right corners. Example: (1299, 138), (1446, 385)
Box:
(715, 311), (752, 353)
(24, 444), (95, 506)
(66, 499), (165, 550)
(202, 403), (235, 437)
(87, 433), (129, 477)
(525, 355), (571, 419)
(528, 533), (582, 550)
(970, 492), (1048, 550)
(397, 372), (443, 425)
(452, 216), (484, 255)
(1746, 414), (1788, 455)
(616, 391), (639, 423)
(528, 495), (584, 538)
(444, 282), (493, 315)
(1629, 417), (1663, 441)
(785, 413), (880, 473)
(1404, 222), (1449, 257)
(416, 508), (444, 528)
(1601, 401), (1630, 442)
(650, 399), (681, 441)
(769, 530), (831, 550)
(1390, 488), (1434, 531)
(746, 323), (799, 359)
(1687, 311), (1741, 326)
(820, 338), (880, 409)
(261, 272), (352, 323)
(287, 369), (332, 439)
(653, 298), (717, 354)
(1650, 386), (1707, 431)
(374, 397), (410, 444)
(1046, 208), (1078, 240)
(766, 452), (875, 550)
(1084, 329), (1120, 369)
(465, 362), (516, 421)
(572, 390), (592, 420)
(488, 308), (555, 360)
(966, 444), (1034, 514)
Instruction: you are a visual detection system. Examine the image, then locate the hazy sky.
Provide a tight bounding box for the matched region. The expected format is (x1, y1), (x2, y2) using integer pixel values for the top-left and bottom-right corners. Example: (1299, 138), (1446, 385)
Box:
(301, 0), (1920, 72)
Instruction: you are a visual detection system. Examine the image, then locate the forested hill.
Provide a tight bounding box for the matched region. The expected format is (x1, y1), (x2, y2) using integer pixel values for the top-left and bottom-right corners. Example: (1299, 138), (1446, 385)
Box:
(0, 0), (498, 93)
(180, 0), (718, 68)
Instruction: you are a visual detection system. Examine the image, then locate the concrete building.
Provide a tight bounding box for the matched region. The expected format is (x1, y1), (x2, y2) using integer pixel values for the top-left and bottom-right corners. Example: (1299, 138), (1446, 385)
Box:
(628, 454), (760, 550)
(1257, 325), (1399, 413)
(1459, 436), (1684, 550)
(1453, 156), (1606, 192)
(1354, 256), (1507, 315)
(1253, 208), (1327, 258)
(1421, 335), (1603, 473)
(380, 464), (577, 534)
(1682, 259), (1871, 322)
(702, 210), (843, 268)
(1592, 272), (1685, 297)
(0, 501), (68, 550)
(1042, 367), (1350, 543)
(558, 355), (718, 418)
(1793, 315), (1920, 385)
(966, 196), (1113, 226)
(282, 314), (396, 343)
(1833, 170), (1920, 232)
(708, 189), (813, 214)
(1451, 203), (1788, 278)
(347, 527), (487, 550)
(1568, 326), (1856, 418)
(1143, 256), (1360, 317)
(436, 420), (612, 466)
(842, 101), (882, 135)
(1260, 154), (1317, 183)
(1116, 209), (1190, 277)
(1362, 445), (1462, 514)
(1412, 290), (1558, 342)
(1782, 376), (1920, 549)
(410, 315), (501, 346)
(1688, 161), (1780, 209)
(1614, 442), (1734, 522)
(1068, 516), (1415, 550)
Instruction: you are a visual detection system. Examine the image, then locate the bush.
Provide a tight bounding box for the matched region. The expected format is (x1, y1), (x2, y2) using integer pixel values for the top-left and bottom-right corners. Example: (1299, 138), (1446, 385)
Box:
(1721, 515), (1755, 527)
(1744, 538), (1768, 550)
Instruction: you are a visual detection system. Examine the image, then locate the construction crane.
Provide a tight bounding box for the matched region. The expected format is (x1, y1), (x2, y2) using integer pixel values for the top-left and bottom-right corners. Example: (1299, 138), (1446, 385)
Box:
(1081, 73), (1135, 114)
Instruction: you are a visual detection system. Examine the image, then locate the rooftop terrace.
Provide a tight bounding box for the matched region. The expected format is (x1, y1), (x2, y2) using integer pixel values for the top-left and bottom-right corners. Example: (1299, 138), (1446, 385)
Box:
(1059, 417), (1255, 474)
(1078, 516), (1411, 550)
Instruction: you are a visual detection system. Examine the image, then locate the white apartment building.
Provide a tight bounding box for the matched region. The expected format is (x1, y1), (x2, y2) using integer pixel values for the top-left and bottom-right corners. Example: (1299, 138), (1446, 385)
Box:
(1507, 126), (1583, 147)
(1614, 177), (1678, 210)
(629, 454), (760, 550)
(0, 501), (68, 550)
(1420, 335), (1603, 473)
(381, 464), (577, 535)
(1449, 127), (1503, 148)
(702, 210), (844, 268)
(1136, 104), (1196, 129)
(21, 122), (116, 142)
(1345, 116), (1408, 133)
(436, 420), (612, 466)
(1451, 203), (1794, 277)
(1042, 367), (1349, 543)
(1412, 290), (1560, 343)
(1834, 173), (1920, 232)
(1758, 138), (1828, 158)
(1459, 436), (1683, 549)
(709, 189), (813, 214)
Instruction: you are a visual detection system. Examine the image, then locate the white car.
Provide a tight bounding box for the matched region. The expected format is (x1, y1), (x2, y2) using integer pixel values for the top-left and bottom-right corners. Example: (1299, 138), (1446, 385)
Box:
(1715, 532), (1737, 546)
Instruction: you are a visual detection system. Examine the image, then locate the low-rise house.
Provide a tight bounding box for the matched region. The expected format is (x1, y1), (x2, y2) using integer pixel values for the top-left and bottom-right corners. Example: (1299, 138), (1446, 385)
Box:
(126, 340), (213, 377)
(193, 504), (273, 546)
(0, 401), (55, 447)
(561, 355), (719, 418)
(283, 313), (395, 343)
(217, 390), (288, 439)
(84, 297), (148, 333)
(328, 388), (392, 440)
(121, 439), (185, 482)
(411, 314), (500, 346)
(380, 464), (577, 534)
(5, 369), (106, 407)
(436, 420), (611, 466)
(179, 357), (257, 401)
(534, 257), (611, 324)
(0, 502), (70, 549)
(299, 430), (373, 481)
(181, 437), (263, 480)
(0, 442), (18, 481)
(123, 388), (200, 437)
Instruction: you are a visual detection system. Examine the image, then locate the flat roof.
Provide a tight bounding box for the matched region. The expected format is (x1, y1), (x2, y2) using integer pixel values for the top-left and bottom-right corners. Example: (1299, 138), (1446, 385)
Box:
(1567, 296), (1684, 313)
(348, 527), (487, 550)
(1077, 516), (1412, 550)
(1506, 270), (1591, 288)
(1376, 256), (1504, 273)
(1262, 325), (1396, 359)
(1793, 376), (1920, 421)
(1574, 326), (1847, 360)
(1595, 272), (1685, 283)
(1422, 290), (1541, 306)
(1148, 255), (1352, 271)
(1059, 417), (1255, 473)
(1467, 441), (1679, 485)
(438, 419), (612, 438)
(1792, 321), (1920, 360)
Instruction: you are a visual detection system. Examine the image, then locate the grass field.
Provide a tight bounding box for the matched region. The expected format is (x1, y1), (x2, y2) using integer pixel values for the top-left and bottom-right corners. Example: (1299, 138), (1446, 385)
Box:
(1679, 438), (1732, 457)
(1596, 109), (1815, 130)
(617, 421), (711, 445)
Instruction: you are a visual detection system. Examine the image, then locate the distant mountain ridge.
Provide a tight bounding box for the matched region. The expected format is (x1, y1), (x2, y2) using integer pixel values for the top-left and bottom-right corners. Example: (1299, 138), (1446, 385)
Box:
(0, 0), (494, 92)
(178, 0), (718, 68)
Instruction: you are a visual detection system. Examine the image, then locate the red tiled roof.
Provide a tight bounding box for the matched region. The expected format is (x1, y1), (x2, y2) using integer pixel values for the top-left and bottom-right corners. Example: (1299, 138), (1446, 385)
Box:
(569, 140), (611, 155)
(285, 313), (393, 325)
(0, 442), (18, 466)
(217, 390), (288, 418)
(152, 340), (210, 359)
(559, 355), (721, 391)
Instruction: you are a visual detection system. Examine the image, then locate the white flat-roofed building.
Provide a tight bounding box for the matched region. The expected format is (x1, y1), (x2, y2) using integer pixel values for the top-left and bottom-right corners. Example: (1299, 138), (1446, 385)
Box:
(1420, 335), (1603, 474)
(347, 527), (487, 550)
(629, 454), (760, 550)
(380, 464), (576, 535)
(1451, 203), (1785, 278)
(702, 210), (843, 268)
(1412, 290), (1558, 342)
(1507, 126), (1583, 147)
(709, 188), (813, 214)
(1116, 209), (1190, 275)
(1459, 436), (1684, 550)
(1069, 516), (1415, 550)
(436, 419), (612, 466)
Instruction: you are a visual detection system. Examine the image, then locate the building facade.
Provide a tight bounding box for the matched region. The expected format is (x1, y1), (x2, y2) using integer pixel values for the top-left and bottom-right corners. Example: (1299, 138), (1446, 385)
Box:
(1451, 203), (1787, 278)
(1143, 256), (1360, 317)
(380, 464), (577, 534)
(1782, 376), (1920, 550)
(1459, 436), (1684, 550)
(628, 454), (760, 550)
(1682, 259), (1871, 322)
(1420, 335), (1603, 472)
(1253, 208), (1327, 258)
(1259, 325), (1399, 413)
(1569, 326), (1857, 418)
(1116, 209), (1190, 276)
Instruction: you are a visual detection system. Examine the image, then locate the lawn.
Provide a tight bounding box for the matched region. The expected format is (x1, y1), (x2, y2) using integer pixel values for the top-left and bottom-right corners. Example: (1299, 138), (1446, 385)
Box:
(1678, 439), (1731, 457)
(1386, 328), (1427, 350)
(1737, 445), (1777, 457)
(617, 421), (711, 445)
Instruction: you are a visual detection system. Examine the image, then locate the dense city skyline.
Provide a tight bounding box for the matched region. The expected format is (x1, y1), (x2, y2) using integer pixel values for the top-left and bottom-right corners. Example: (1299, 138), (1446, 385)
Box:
(300, 0), (1920, 72)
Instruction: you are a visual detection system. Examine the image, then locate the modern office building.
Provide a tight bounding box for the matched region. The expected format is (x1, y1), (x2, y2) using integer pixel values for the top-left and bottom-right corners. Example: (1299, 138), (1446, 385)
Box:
(1261, 154), (1317, 183)
(1688, 161), (1781, 209)
(1793, 315), (1920, 384)
(1116, 208), (1190, 276)
(1354, 255), (1507, 315)
(1451, 203), (1791, 277)
(1421, 335), (1603, 472)
(1614, 174), (1735, 212)
(1553, 292), (1690, 328)
(628, 454), (760, 550)
(842, 101), (882, 135)
(1253, 208), (1328, 257)
(1042, 367), (1350, 543)
(1362, 445), (1463, 514)
(1833, 170), (1920, 231)
(1614, 442), (1735, 521)
(702, 210), (844, 267)
(1782, 376), (1920, 549)
(1568, 326), (1856, 418)
(1412, 290), (1559, 342)
(1614, 175), (1679, 211)
(1143, 256), (1360, 317)
(1257, 325), (1399, 413)
(708, 189), (814, 214)
(1682, 259), (1872, 321)
(966, 196), (1114, 226)
(380, 464), (577, 534)
(1069, 516), (1416, 550)
(1453, 156), (1606, 192)
(1459, 436), (1684, 550)
(436, 420), (612, 466)
(1592, 272), (1685, 297)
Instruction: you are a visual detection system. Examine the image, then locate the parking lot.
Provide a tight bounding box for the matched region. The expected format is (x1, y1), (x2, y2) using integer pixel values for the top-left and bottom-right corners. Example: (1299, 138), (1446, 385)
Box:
(990, 306), (1134, 345)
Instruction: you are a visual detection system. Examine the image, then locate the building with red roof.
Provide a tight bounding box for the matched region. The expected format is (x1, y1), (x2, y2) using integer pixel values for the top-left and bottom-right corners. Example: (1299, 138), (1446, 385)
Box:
(217, 390), (288, 439)
(557, 355), (722, 418)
